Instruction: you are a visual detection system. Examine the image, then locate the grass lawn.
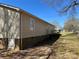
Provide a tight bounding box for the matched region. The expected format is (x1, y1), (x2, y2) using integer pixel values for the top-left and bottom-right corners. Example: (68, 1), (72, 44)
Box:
(51, 32), (79, 59)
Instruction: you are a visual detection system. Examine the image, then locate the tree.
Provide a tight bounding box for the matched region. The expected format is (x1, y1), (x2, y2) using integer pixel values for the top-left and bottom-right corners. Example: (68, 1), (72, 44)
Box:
(42, 0), (79, 17)
(64, 17), (79, 32)
(42, 0), (79, 33)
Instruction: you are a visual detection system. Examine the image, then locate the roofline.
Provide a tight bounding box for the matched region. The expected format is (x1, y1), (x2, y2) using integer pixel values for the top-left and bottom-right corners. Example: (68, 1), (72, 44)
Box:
(0, 3), (20, 12)
(0, 3), (55, 27)
(20, 10), (55, 27)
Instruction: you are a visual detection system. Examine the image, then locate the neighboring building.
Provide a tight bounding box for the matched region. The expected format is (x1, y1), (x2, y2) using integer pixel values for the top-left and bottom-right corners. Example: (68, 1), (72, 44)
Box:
(0, 3), (55, 50)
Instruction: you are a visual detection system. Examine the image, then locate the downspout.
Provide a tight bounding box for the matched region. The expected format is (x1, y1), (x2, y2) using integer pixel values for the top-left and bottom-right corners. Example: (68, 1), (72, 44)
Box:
(4, 8), (8, 50)
(20, 12), (22, 50)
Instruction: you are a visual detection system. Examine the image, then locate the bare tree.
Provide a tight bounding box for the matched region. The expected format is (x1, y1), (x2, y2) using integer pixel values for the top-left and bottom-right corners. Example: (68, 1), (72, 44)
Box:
(42, 0), (79, 33)
(42, 0), (79, 16)
(64, 18), (79, 32)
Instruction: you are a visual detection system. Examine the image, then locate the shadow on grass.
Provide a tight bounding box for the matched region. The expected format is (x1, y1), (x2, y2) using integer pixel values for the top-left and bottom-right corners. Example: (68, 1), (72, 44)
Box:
(22, 33), (61, 50)
(21, 33), (61, 50)
(34, 33), (61, 47)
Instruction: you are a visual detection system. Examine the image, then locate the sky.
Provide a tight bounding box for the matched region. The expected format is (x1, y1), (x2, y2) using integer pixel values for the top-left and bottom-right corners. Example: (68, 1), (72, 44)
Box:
(0, 0), (79, 27)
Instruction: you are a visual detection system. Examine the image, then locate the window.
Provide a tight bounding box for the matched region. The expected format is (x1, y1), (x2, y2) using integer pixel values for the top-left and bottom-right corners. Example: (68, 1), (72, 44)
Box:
(30, 18), (35, 31)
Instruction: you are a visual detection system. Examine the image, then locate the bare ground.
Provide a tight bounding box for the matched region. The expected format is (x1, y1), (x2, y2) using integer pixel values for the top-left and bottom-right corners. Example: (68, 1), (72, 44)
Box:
(0, 32), (79, 59)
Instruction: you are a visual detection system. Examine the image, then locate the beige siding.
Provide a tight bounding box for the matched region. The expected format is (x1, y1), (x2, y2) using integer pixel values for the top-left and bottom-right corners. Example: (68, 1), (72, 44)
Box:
(0, 6), (20, 39)
(0, 6), (55, 39)
(21, 12), (55, 38)
(0, 7), (4, 38)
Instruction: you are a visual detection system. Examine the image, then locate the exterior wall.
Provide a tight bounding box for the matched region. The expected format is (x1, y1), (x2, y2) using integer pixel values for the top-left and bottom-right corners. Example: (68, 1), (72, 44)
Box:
(0, 7), (5, 38)
(0, 6), (20, 39)
(0, 6), (20, 50)
(0, 4), (55, 50)
(21, 12), (55, 38)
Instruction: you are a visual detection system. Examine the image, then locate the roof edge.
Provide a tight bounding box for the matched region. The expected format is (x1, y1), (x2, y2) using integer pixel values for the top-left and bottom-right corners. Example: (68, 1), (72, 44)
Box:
(0, 3), (55, 27)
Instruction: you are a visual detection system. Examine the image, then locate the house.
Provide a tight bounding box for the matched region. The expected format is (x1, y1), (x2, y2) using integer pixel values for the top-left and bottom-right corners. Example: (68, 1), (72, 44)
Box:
(0, 3), (55, 50)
